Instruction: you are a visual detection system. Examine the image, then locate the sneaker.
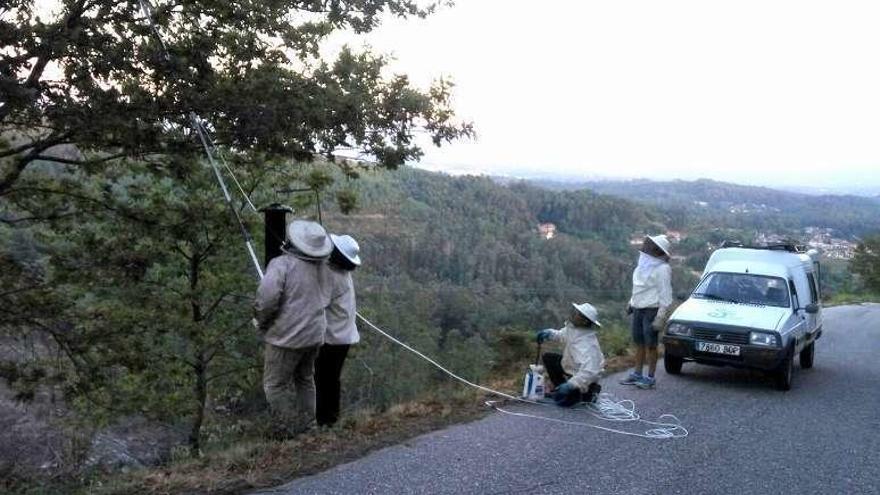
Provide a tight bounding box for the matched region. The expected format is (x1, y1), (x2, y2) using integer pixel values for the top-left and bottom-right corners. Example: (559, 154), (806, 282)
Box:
(636, 376), (656, 389)
(620, 371), (643, 385)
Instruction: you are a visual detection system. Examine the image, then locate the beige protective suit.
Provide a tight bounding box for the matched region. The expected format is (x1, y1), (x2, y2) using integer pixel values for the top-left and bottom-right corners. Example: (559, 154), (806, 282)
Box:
(254, 253), (332, 349)
(254, 252), (332, 428)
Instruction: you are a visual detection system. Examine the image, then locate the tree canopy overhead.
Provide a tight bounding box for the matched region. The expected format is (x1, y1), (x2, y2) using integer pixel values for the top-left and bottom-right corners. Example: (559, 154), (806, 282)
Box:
(0, 0), (472, 193)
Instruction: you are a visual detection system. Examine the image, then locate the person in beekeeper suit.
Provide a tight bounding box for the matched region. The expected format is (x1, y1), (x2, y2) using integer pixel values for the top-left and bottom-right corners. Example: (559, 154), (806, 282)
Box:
(254, 220), (333, 434)
(620, 234), (673, 389)
(536, 302), (605, 407)
(315, 234), (362, 427)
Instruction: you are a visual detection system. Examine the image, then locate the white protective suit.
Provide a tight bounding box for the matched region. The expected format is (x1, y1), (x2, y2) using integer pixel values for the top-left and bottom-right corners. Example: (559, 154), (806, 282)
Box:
(629, 253), (672, 309)
(545, 322), (606, 391)
(629, 252), (674, 320)
(323, 266), (360, 345)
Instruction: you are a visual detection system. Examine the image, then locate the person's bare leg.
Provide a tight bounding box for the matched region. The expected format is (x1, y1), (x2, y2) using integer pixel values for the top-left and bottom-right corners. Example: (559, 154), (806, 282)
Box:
(634, 345), (646, 374)
(647, 346), (658, 377)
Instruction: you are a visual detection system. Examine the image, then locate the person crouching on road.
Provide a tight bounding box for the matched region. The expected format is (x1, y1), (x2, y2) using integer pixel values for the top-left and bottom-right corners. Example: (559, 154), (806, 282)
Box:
(315, 234), (362, 427)
(621, 234), (673, 390)
(254, 220), (333, 434)
(536, 303), (605, 407)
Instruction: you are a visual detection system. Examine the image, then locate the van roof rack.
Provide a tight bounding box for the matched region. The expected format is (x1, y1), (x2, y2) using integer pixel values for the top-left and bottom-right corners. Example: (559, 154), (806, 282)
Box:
(720, 240), (806, 253)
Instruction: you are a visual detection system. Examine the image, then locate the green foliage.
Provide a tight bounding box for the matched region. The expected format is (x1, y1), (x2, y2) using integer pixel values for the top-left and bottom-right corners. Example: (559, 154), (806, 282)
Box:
(824, 291), (880, 306)
(0, 1), (473, 195)
(1, 0), (473, 462)
(595, 323), (631, 358)
(851, 234), (880, 293)
(490, 328), (534, 373)
(335, 189), (359, 214)
(2, 155), (296, 453)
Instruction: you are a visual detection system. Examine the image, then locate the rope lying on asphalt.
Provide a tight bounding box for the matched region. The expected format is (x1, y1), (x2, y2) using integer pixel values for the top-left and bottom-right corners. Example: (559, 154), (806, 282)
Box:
(488, 395), (688, 439)
(356, 313), (688, 439)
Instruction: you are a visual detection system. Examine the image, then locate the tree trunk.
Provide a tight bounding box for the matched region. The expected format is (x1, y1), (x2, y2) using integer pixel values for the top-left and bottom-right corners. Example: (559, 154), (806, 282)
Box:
(189, 351), (207, 457)
(187, 251), (207, 456)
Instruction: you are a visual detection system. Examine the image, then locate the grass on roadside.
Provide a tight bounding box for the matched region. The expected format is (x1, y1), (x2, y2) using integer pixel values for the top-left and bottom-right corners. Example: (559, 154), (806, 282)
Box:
(80, 388), (490, 495)
(824, 292), (880, 307)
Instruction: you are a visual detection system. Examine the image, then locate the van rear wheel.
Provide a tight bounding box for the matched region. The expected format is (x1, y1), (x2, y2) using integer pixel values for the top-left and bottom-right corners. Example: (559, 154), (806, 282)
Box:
(800, 342), (815, 369)
(664, 353), (683, 375)
(775, 353), (793, 391)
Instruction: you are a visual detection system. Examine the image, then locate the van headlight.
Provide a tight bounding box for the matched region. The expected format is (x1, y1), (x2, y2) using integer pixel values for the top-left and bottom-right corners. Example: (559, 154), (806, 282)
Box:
(749, 332), (778, 346)
(667, 323), (692, 337)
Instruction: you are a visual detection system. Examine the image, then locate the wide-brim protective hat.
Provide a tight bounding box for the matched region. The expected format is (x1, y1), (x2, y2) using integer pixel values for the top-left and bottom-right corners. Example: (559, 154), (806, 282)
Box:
(571, 302), (602, 327)
(647, 234), (672, 257)
(330, 233), (362, 266)
(287, 220), (332, 258)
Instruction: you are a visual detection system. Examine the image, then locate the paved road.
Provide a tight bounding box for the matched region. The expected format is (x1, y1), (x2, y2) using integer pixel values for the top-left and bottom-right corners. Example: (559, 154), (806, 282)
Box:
(259, 305), (880, 495)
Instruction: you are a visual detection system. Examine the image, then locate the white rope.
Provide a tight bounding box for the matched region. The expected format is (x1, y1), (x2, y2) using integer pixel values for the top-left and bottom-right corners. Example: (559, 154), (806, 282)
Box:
(356, 313), (688, 439)
(487, 399), (687, 440)
(191, 114), (264, 279)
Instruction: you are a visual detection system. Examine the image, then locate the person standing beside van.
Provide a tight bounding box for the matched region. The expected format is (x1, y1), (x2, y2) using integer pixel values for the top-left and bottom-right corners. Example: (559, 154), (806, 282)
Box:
(621, 234), (673, 389)
(254, 220), (333, 434)
(315, 234), (362, 427)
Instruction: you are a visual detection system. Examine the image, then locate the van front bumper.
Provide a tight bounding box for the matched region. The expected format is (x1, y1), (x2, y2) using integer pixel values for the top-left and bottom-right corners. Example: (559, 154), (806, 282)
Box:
(663, 335), (786, 371)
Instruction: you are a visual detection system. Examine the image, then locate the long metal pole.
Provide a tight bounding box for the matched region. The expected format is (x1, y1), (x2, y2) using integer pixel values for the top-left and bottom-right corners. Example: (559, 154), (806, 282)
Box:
(191, 113), (264, 279)
(137, 0), (264, 280)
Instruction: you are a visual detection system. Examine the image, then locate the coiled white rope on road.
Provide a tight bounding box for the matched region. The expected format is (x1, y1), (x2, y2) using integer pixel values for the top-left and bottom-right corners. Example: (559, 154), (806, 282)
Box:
(356, 313), (688, 440)
(488, 400), (687, 439)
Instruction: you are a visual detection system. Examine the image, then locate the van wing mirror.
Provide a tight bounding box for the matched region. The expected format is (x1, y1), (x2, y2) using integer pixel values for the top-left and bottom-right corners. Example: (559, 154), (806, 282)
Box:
(805, 303), (819, 314)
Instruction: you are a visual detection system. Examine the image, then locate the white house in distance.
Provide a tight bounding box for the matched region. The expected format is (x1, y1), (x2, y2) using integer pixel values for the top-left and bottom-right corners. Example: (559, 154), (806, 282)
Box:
(538, 223), (557, 240)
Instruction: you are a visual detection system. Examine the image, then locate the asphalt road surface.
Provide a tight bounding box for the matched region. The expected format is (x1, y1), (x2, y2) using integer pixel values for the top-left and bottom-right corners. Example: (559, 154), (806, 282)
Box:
(258, 305), (880, 495)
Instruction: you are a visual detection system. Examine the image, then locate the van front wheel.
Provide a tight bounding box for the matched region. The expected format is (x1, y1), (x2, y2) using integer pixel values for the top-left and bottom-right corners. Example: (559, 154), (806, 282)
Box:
(775, 353), (793, 391)
(800, 342), (815, 369)
(664, 353), (683, 375)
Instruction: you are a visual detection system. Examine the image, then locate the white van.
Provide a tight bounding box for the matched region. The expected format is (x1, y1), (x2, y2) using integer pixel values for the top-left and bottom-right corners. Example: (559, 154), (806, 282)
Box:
(663, 244), (822, 390)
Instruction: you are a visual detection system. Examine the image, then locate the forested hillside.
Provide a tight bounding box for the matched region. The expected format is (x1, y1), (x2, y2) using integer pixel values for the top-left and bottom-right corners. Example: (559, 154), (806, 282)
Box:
(532, 178), (880, 236)
(321, 168), (690, 386)
(330, 168), (669, 305)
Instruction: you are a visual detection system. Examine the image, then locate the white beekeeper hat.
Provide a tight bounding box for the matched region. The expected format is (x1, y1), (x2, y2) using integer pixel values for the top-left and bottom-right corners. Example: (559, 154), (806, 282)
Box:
(286, 220), (332, 258)
(572, 302), (602, 327)
(647, 234), (672, 256)
(330, 234), (362, 266)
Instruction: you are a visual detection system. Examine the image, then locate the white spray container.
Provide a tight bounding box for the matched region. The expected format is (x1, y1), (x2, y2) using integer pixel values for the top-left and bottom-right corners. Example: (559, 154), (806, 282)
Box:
(522, 364), (545, 401)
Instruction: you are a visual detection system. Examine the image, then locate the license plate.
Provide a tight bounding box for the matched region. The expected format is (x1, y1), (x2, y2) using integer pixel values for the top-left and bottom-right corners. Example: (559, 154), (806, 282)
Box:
(696, 341), (741, 356)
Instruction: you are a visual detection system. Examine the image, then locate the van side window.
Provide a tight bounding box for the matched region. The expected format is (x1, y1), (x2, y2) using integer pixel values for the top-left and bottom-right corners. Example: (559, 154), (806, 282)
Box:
(789, 280), (798, 307)
(807, 273), (819, 304)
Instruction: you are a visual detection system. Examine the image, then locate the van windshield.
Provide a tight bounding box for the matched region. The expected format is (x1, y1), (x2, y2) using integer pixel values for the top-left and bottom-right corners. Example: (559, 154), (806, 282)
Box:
(693, 273), (790, 308)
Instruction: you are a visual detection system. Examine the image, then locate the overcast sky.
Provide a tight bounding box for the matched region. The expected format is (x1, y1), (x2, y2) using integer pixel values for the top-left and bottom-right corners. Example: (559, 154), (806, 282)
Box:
(337, 0), (880, 191)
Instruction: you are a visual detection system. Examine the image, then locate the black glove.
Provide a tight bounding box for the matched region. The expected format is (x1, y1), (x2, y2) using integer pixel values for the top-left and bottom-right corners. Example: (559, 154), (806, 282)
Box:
(582, 383), (602, 404)
(553, 382), (581, 407)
